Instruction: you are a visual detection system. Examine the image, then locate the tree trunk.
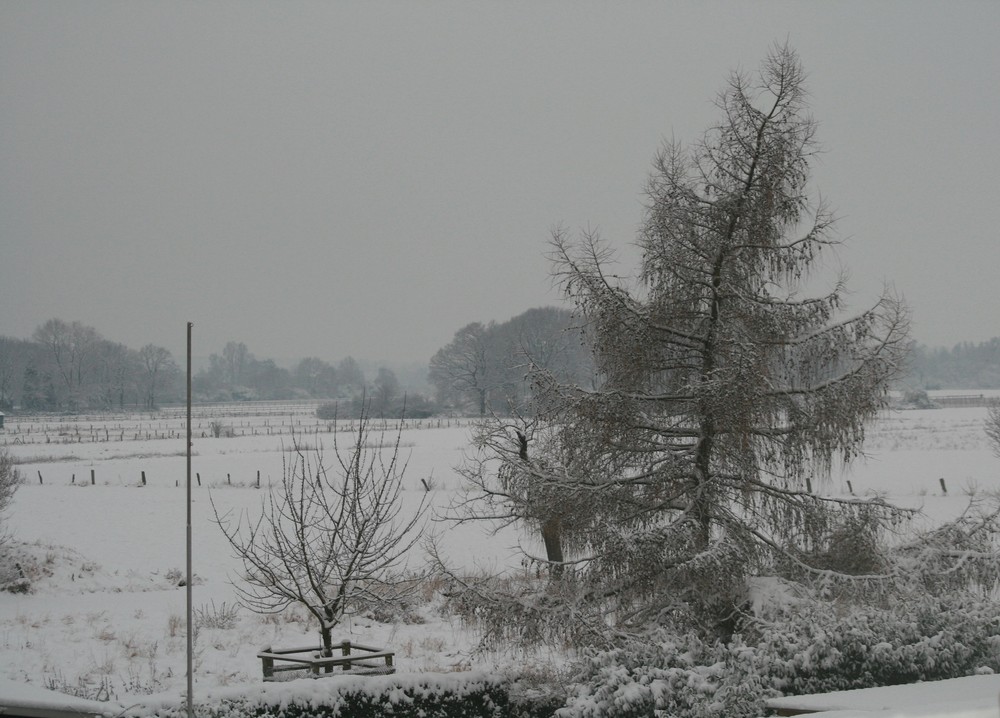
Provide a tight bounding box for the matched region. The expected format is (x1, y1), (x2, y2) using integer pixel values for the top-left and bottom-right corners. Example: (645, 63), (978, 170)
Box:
(320, 626), (333, 654)
(518, 430), (565, 577)
(541, 518), (564, 577)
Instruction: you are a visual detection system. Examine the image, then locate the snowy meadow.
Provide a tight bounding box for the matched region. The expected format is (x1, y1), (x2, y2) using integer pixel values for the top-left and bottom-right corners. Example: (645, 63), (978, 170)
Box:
(0, 397), (998, 704)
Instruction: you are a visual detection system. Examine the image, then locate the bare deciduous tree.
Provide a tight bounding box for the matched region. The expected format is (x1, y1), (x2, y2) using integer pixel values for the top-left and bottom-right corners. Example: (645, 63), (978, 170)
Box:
(373, 367), (400, 417)
(32, 319), (102, 408)
(221, 341), (249, 387)
(212, 403), (427, 656)
(430, 310), (595, 418)
(294, 357), (339, 398)
(0, 337), (35, 410)
(139, 344), (177, 409)
(94, 341), (140, 410)
(429, 322), (501, 416)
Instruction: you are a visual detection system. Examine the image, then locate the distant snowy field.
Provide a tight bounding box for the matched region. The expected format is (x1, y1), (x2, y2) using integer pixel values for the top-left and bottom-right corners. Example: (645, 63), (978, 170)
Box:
(0, 398), (998, 703)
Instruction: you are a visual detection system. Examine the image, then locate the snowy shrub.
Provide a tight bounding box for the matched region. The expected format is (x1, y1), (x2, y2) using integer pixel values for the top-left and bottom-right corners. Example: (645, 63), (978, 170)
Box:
(559, 634), (773, 718)
(0, 448), (22, 543)
(315, 402), (340, 421)
(797, 510), (887, 577)
(127, 672), (508, 718)
(208, 421), (234, 438)
(44, 672), (116, 702)
(194, 600), (240, 630)
(899, 389), (937, 410)
(0, 551), (31, 593)
(500, 663), (574, 718)
(891, 498), (1000, 597)
(557, 591), (1000, 718)
(750, 593), (1000, 696)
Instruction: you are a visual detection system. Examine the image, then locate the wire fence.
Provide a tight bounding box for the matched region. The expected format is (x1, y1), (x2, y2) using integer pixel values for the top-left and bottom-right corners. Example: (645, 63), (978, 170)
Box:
(0, 401), (475, 447)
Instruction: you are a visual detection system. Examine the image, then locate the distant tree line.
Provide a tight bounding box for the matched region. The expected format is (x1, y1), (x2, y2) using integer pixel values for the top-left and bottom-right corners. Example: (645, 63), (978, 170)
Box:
(0, 319), (421, 413)
(6, 317), (997, 414)
(0, 319), (180, 411)
(428, 306), (594, 416)
(1, 309), (595, 415)
(907, 339), (1000, 390)
(192, 341), (369, 403)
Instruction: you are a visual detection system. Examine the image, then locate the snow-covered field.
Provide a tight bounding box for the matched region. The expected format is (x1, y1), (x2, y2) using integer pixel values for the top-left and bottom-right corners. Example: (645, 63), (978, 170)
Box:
(0, 399), (998, 706)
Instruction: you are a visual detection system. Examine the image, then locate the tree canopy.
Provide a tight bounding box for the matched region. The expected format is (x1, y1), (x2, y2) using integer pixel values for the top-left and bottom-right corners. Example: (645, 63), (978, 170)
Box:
(455, 45), (912, 642)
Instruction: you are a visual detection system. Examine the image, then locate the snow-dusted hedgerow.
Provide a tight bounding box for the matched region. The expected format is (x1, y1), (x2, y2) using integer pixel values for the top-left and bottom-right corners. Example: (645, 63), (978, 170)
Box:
(128, 672), (508, 718)
(558, 592), (1000, 718)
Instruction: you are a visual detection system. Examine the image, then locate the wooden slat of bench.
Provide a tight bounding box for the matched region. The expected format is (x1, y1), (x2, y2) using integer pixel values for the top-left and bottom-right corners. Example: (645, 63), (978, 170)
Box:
(259, 644), (327, 656)
(259, 644), (395, 681)
(257, 652), (319, 665)
(264, 666), (395, 681)
(257, 650), (395, 665)
(258, 643), (392, 658)
(268, 663), (317, 674)
(336, 643), (385, 654)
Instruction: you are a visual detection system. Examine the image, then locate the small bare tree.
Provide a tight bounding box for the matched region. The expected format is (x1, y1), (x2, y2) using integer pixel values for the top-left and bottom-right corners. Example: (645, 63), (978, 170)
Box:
(212, 404), (427, 656)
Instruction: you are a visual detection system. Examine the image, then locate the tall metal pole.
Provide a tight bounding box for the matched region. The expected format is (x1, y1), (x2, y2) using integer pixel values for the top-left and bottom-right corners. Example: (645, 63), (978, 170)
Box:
(186, 322), (193, 718)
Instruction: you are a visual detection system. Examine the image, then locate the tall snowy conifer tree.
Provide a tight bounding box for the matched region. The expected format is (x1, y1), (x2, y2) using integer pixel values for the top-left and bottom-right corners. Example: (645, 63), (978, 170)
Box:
(460, 45), (911, 641)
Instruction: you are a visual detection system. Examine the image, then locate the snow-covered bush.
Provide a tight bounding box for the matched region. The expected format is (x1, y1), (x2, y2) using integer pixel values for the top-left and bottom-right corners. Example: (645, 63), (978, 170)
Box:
(0, 448), (23, 590)
(898, 389), (937, 410)
(779, 509), (888, 579)
(559, 634), (771, 718)
(128, 672), (508, 718)
(315, 401), (339, 421)
(750, 593), (1000, 696)
(208, 421), (234, 438)
(0, 549), (31, 593)
(0, 448), (21, 536)
(892, 497), (1000, 597)
(194, 600), (240, 630)
(449, 496), (1000, 718)
(558, 592), (1000, 718)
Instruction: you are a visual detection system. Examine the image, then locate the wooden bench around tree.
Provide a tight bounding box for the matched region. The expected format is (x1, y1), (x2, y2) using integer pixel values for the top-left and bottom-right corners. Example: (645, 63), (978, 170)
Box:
(258, 641), (395, 680)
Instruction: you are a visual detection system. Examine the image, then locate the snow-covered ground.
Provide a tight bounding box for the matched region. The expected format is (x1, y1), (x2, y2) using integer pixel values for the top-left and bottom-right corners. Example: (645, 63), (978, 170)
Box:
(0, 400), (998, 707)
(765, 673), (1000, 718)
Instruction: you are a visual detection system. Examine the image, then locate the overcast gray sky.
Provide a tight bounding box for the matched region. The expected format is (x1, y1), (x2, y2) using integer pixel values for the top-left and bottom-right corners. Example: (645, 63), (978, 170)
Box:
(2, 2), (998, 365)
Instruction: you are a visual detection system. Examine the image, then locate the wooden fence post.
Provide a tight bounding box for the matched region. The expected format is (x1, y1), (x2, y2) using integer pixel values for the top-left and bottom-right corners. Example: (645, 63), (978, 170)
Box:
(91, 469), (95, 485)
(340, 640), (352, 673)
(260, 648), (274, 680)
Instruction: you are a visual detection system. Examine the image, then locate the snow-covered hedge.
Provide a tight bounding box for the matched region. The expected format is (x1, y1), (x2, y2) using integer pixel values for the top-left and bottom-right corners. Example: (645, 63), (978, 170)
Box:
(558, 593), (1000, 718)
(129, 672), (508, 718)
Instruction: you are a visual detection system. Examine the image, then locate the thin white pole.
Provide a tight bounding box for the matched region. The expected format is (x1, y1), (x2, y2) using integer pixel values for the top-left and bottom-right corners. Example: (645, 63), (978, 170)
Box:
(186, 322), (193, 718)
